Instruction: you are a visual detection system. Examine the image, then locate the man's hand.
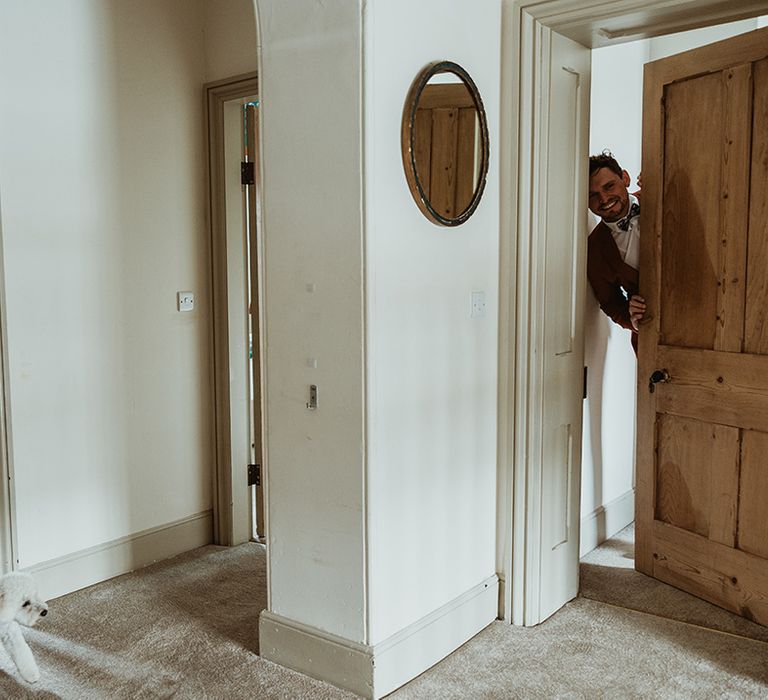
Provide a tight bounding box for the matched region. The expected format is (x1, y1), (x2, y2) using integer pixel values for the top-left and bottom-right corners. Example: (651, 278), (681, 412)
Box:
(629, 295), (646, 331)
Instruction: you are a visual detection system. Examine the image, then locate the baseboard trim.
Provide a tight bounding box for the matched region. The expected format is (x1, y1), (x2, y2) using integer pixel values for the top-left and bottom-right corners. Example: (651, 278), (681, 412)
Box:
(372, 575), (498, 697)
(579, 489), (634, 557)
(23, 510), (213, 600)
(259, 575), (499, 699)
(260, 611), (374, 697)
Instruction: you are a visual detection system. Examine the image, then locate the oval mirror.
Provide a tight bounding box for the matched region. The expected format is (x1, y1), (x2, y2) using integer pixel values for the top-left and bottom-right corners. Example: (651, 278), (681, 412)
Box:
(401, 61), (489, 227)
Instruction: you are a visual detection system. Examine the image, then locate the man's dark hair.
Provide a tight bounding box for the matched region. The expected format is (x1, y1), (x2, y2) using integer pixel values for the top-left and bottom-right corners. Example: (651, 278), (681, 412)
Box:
(589, 150), (623, 178)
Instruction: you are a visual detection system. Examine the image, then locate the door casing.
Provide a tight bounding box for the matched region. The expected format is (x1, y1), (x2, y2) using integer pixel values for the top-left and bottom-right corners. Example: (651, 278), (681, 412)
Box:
(0, 202), (16, 573)
(205, 73), (264, 548)
(498, 0), (768, 626)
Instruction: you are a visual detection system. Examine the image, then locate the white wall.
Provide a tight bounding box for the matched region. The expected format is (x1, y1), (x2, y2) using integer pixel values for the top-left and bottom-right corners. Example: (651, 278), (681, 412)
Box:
(648, 18), (762, 61)
(0, 0), (210, 568)
(581, 40), (646, 555)
(0, 0), (257, 581)
(255, 0), (499, 651)
(581, 15), (763, 555)
(204, 0), (259, 82)
(256, 0), (367, 641)
(364, 0), (500, 645)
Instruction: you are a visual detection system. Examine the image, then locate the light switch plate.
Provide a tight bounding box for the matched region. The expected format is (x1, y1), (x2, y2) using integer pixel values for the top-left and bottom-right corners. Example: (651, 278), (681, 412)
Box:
(471, 291), (486, 318)
(177, 291), (194, 312)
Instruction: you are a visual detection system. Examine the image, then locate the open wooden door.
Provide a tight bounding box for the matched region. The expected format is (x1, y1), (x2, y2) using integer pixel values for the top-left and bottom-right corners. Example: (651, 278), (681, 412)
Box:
(637, 26), (768, 625)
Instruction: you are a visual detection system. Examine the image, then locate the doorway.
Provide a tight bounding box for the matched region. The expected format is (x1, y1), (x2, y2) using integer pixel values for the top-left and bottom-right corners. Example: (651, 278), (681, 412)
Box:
(205, 73), (265, 547)
(500, 0), (768, 627)
(580, 15), (768, 560)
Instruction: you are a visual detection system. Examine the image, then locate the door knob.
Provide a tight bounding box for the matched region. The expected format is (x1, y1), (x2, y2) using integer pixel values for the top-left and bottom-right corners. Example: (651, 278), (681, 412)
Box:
(648, 369), (670, 394)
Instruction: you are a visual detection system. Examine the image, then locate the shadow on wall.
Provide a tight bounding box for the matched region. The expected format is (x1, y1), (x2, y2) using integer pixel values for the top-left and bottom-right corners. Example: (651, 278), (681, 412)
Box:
(583, 283), (609, 541)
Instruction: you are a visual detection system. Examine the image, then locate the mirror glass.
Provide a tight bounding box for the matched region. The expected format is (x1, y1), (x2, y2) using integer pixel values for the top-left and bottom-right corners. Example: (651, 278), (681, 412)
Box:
(401, 61), (489, 227)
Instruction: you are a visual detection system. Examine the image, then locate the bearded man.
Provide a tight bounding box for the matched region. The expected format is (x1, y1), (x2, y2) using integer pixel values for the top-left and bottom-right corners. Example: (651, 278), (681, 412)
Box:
(587, 151), (646, 352)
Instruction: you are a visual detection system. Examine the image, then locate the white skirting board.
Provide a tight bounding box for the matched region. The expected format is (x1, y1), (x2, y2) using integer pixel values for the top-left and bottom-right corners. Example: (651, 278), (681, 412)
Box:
(260, 575), (499, 699)
(23, 510), (213, 601)
(579, 489), (634, 557)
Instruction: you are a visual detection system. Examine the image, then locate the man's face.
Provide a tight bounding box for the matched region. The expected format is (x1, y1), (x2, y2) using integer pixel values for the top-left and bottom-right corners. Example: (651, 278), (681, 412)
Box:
(588, 167), (631, 223)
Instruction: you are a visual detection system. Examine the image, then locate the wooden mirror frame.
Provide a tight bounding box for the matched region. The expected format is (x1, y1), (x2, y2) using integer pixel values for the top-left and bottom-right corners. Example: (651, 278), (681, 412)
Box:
(401, 61), (490, 227)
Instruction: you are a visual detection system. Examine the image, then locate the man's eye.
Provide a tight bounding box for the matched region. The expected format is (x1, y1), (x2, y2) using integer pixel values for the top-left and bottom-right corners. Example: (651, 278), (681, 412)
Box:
(22, 601), (30, 608)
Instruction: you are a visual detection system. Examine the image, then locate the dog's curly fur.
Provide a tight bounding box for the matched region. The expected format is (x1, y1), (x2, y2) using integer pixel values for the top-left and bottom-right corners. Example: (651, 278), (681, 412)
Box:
(0, 572), (47, 683)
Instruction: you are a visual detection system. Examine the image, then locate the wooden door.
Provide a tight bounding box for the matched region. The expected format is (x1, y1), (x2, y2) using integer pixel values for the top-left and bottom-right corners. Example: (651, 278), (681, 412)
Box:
(412, 83), (477, 219)
(637, 26), (768, 625)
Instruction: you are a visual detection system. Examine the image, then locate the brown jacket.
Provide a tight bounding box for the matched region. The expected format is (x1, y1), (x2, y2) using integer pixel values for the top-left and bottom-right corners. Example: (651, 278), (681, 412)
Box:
(587, 221), (639, 350)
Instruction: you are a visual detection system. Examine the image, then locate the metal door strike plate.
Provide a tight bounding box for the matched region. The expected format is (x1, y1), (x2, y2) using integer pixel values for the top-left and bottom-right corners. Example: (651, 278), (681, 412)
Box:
(307, 385), (318, 410)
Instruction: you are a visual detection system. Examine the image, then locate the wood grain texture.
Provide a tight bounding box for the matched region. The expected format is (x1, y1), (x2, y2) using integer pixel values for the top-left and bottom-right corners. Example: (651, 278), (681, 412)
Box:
(715, 64), (751, 353)
(412, 109), (433, 199)
(655, 345), (768, 433)
(656, 415), (713, 537)
(708, 425), (740, 547)
(660, 73), (723, 350)
(646, 25), (768, 86)
(636, 67), (666, 575)
(653, 520), (768, 626)
(429, 108), (459, 219)
(637, 30), (768, 622)
(745, 58), (768, 354)
(454, 107), (477, 215)
(417, 82), (474, 110)
(738, 430), (768, 559)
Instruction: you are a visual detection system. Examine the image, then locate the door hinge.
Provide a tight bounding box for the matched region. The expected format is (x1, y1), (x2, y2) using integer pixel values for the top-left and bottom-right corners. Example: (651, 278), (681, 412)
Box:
(583, 366), (588, 400)
(241, 161), (255, 186)
(247, 463), (261, 487)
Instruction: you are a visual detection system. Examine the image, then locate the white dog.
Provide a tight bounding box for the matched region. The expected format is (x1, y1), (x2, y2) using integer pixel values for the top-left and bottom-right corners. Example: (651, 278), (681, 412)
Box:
(0, 572), (47, 683)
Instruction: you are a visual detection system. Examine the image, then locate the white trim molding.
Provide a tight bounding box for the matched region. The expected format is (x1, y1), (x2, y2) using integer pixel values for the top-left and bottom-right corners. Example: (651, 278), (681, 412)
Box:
(579, 489), (635, 558)
(24, 510), (213, 601)
(260, 575), (499, 699)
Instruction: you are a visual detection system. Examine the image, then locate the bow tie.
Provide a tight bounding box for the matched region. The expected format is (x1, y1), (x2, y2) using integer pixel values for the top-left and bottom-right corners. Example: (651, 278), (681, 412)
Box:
(617, 201), (640, 231)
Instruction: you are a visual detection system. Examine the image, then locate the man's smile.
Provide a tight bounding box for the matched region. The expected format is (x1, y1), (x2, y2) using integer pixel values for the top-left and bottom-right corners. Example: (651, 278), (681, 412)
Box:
(599, 197), (620, 212)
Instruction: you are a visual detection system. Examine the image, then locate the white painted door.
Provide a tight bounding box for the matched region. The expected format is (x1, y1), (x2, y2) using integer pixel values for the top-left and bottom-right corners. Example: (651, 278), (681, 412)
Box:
(534, 30), (591, 623)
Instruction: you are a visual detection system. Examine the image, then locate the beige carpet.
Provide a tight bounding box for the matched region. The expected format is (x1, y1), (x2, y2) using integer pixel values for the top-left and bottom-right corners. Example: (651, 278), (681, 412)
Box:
(1, 539), (766, 698)
(580, 522), (768, 644)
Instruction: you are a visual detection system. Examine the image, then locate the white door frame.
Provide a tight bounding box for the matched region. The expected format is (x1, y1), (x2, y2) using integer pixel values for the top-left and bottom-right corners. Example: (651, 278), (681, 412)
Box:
(498, 0), (768, 626)
(0, 206), (15, 573)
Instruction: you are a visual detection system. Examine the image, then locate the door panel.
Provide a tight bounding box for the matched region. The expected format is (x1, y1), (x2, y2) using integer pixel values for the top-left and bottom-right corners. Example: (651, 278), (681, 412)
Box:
(739, 429), (768, 558)
(660, 73), (723, 350)
(412, 83), (477, 220)
(537, 30), (590, 622)
(638, 26), (768, 625)
(745, 58), (768, 354)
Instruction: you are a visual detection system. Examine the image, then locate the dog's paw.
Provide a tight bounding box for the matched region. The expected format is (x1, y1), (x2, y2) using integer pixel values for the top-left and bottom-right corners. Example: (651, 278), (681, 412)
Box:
(16, 650), (40, 683)
(17, 662), (40, 684)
